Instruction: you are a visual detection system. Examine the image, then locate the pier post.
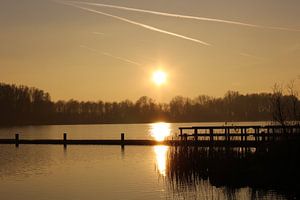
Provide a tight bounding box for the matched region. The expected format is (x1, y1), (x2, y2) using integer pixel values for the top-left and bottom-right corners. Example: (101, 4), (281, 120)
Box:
(254, 128), (258, 141)
(15, 133), (19, 147)
(184, 134), (188, 142)
(261, 131), (266, 142)
(244, 128), (248, 142)
(227, 128), (230, 142)
(121, 133), (125, 146)
(209, 128), (213, 142)
(241, 128), (243, 141)
(179, 128), (183, 140)
(63, 133), (67, 147)
(272, 127), (275, 141)
(194, 128), (198, 141)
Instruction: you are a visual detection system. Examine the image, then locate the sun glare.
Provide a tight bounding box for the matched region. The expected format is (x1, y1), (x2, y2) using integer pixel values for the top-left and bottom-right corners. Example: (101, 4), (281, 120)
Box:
(149, 122), (171, 141)
(152, 70), (167, 86)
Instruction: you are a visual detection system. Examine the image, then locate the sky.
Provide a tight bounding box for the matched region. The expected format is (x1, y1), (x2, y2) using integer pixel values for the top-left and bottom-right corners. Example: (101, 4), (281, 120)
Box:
(0, 0), (300, 102)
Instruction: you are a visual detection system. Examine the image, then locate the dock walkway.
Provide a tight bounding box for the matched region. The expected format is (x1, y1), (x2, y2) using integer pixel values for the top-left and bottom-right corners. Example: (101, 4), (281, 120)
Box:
(179, 125), (300, 142)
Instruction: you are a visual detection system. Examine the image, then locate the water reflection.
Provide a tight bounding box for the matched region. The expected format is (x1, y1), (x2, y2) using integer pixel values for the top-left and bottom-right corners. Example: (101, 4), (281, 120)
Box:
(149, 122), (171, 141)
(154, 146), (169, 176)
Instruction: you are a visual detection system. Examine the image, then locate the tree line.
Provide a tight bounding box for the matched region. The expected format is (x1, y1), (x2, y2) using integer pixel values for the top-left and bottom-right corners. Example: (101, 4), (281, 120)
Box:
(0, 82), (299, 126)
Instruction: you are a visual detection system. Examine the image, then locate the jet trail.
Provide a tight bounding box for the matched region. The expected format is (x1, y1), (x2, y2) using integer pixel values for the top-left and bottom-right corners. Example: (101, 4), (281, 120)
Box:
(59, 2), (211, 46)
(80, 45), (142, 66)
(69, 1), (300, 32)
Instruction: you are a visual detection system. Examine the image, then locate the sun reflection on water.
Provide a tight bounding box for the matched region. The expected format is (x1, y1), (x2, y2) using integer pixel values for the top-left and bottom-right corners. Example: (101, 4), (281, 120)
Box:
(154, 145), (169, 176)
(149, 122), (171, 141)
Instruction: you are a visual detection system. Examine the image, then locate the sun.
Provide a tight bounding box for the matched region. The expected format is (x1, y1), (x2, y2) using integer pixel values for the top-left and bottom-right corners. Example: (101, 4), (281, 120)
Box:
(152, 70), (167, 86)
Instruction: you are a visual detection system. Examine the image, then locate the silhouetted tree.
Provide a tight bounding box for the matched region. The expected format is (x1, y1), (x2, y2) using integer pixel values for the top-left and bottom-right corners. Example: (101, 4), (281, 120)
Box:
(271, 82), (300, 126)
(0, 82), (299, 126)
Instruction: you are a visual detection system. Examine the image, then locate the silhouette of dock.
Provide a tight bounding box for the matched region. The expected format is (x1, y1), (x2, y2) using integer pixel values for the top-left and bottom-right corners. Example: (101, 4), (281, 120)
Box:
(0, 125), (299, 147)
(178, 125), (300, 142)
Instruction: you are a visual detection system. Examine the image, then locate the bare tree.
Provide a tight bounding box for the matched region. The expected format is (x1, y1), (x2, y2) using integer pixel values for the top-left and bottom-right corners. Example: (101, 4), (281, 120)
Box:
(270, 83), (287, 126)
(286, 80), (299, 125)
(271, 81), (300, 126)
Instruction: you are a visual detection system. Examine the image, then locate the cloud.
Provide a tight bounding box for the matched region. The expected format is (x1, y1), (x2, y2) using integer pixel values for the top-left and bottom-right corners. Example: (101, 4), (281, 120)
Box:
(92, 31), (105, 35)
(239, 52), (265, 60)
(80, 45), (142, 66)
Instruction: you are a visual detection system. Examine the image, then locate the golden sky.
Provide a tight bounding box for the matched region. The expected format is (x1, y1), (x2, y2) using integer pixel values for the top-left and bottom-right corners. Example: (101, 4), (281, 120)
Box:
(1, 0), (299, 101)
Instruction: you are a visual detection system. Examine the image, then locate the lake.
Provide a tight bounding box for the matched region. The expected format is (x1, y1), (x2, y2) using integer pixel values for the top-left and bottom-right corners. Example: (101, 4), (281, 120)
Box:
(0, 121), (271, 140)
(0, 122), (293, 199)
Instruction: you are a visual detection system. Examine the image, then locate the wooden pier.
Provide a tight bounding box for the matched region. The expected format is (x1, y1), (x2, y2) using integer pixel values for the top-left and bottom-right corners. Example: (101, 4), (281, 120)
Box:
(179, 125), (300, 142)
(0, 125), (299, 147)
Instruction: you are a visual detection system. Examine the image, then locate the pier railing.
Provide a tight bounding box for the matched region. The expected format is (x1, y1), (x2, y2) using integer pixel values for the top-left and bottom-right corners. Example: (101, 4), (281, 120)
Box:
(178, 125), (300, 142)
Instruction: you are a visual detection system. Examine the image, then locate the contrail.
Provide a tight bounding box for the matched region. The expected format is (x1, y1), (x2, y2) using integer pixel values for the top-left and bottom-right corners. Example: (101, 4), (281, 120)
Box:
(69, 1), (300, 32)
(59, 2), (211, 46)
(80, 45), (142, 66)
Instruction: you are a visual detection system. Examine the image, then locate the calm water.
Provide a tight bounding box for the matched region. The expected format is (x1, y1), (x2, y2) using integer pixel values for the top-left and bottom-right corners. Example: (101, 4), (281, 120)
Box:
(0, 121), (271, 140)
(0, 122), (291, 199)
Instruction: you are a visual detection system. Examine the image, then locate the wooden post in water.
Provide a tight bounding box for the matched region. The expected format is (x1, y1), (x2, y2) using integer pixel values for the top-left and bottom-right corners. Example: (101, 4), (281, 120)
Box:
(261, 131), (265, 142)
(271, 127), (275, 141)
(241, 128), (243, 141)
(244, 128), (248, 142)
(209, 128), (213, 142)
(194, 128), (198, 141)
(184, 134), (188, 142)
(179, 128), (183, 140)
(15, 133), (19, 147)
(63, 133), (67, 147)
(254, 128), (258, 141)
(121, 133), (125, 146)
(227, 128), (230, 142)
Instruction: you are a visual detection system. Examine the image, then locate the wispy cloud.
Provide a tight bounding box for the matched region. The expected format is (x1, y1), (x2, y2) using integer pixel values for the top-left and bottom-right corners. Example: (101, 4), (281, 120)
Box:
(239, 52), (265, 60)
(92, 31), (105, 35)
(69, 1), (300, 32)
(58, 1), (211, 46)
(80, 45), (142, 66)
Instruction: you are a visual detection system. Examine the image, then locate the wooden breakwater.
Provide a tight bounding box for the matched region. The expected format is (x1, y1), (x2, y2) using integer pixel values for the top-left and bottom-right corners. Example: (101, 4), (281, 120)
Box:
(0, 138), (284, 147)
(0, 125), (299, 147)
(0, 133), (164, 147)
